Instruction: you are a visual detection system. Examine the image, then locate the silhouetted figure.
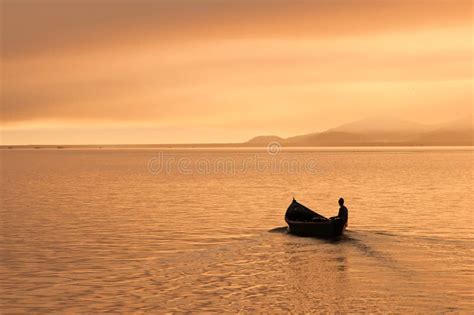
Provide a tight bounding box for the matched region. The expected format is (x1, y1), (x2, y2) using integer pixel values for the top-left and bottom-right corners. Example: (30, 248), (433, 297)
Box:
(337, 197), (348, 226)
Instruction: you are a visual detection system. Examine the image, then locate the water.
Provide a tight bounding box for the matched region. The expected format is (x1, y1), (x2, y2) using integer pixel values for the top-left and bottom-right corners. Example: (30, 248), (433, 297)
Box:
(1, 147), (473, 312)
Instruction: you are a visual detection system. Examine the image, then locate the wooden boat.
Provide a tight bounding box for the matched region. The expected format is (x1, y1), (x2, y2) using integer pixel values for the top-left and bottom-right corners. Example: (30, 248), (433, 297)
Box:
(285, 199), (346, 237)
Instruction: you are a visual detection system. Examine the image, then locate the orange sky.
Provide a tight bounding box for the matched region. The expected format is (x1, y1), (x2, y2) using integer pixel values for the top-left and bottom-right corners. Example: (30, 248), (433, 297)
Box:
(1, 0), (473, 144)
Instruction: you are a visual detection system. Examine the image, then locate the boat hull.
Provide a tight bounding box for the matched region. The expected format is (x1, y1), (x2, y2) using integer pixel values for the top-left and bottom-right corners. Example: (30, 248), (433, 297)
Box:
(286, 218), (346, 237)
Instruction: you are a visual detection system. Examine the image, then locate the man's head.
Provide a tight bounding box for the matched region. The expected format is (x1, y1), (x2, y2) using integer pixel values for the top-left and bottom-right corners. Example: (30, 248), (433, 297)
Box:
(338, 198), (345, 206)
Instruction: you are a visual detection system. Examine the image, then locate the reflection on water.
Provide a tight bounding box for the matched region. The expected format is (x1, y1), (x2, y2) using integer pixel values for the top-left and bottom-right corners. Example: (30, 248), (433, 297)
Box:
(0, 148), (473, 312)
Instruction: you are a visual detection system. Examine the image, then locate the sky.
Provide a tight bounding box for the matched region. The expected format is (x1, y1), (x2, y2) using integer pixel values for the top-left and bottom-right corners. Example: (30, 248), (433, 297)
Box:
(1, 0), (473, 144)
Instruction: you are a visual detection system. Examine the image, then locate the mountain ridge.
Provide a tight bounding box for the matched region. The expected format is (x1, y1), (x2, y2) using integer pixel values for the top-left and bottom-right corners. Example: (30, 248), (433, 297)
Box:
(246, 116), (473, 146)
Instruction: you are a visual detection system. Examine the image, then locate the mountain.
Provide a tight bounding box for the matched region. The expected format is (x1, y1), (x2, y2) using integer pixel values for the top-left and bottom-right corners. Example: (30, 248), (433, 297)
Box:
(326, 116), (435, 143)
(329, 116), (432, 133)
(286, 131), (368, 146)
(247, 135), (286, 145)
(413, 116), (473, 145)
(246, 116), (473, 146)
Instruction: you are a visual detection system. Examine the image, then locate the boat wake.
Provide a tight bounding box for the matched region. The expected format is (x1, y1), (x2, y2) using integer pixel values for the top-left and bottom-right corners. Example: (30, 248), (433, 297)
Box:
(343, 230), (419, 277)
(268, 226), (288, 234)
(272, 227), (412, 276)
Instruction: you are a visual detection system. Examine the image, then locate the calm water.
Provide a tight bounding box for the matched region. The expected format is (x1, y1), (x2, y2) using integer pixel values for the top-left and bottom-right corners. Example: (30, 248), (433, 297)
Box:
(1, 147), (473, 312)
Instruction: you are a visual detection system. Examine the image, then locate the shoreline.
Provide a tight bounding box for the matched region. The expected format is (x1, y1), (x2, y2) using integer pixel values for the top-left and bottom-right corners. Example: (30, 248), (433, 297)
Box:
(1, 144), (473, 150)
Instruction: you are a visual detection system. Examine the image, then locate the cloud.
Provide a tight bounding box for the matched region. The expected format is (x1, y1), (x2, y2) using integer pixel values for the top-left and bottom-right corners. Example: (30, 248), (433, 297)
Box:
(1, 0), (472, 144)
(2, 0), (472, 59)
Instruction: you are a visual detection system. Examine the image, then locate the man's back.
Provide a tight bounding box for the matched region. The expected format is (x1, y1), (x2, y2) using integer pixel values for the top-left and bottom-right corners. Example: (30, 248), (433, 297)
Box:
(338, 205), (348, 224)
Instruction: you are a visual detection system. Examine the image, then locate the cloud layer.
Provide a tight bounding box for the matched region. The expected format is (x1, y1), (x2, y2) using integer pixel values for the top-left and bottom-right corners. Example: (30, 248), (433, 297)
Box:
(1, 0), (472, 144)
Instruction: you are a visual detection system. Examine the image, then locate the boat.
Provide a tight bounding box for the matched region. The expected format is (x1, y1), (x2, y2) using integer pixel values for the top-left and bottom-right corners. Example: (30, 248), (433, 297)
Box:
(285, 198), (346, 237)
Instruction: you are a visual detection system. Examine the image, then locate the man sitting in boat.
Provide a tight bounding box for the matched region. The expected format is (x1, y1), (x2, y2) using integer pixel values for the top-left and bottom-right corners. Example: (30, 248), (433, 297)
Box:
(332, 198), (348, 226)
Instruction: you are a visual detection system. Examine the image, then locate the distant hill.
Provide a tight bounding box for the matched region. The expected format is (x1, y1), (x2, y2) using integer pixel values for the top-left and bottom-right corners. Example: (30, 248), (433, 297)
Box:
(286, 131), (368, 146)
(246, 116), (473, 146)
(247, 135), (286, 145)
(412, 117), (473, 145)
(329, 116), (432, 134)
